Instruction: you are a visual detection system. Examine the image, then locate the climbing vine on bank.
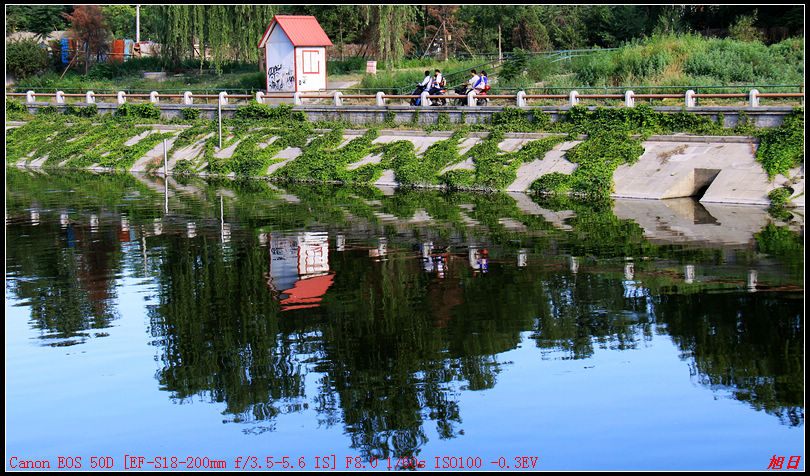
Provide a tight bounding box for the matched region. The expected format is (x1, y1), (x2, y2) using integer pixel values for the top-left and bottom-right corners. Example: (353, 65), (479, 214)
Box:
(6, 100), (804, 202)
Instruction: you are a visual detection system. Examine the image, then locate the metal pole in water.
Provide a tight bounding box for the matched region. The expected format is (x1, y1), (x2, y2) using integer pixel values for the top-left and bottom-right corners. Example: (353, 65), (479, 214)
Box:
(163, 139), (167, 176)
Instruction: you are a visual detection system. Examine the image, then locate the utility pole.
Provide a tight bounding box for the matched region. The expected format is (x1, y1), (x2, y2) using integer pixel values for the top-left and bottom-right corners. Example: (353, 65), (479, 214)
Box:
(442, 14), (448, 62)
(136, 5), (140, 43)
(498, 23), (502, 64)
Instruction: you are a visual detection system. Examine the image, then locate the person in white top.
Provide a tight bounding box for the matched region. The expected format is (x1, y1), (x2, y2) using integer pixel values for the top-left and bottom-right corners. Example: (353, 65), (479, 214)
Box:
(466, 69), (483, 94)
(419, 71), (432, 89)
(429, 69), (444, 95)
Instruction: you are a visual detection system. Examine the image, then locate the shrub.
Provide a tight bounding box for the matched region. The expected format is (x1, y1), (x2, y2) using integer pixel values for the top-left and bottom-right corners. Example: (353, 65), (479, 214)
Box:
(756, 107), (804, 179)
(115, 102), (161, 120)
(6, 98), (27, 114)
(64, 104), (98, 117)
(7, 38), (50, 80)
(181, 108), (201, 121)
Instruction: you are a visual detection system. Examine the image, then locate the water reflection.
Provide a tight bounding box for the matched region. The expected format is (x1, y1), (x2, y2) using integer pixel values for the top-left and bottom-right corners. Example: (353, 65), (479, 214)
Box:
(4, 168), (805, 461)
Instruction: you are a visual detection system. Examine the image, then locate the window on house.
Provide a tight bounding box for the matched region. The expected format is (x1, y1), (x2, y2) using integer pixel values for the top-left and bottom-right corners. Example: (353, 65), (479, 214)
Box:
(302, 50), (319, 74)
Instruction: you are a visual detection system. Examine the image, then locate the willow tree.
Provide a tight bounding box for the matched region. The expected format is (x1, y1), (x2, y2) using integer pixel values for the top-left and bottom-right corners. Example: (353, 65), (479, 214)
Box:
(152, 5), (275, 72)
(362, 5), (420, 68)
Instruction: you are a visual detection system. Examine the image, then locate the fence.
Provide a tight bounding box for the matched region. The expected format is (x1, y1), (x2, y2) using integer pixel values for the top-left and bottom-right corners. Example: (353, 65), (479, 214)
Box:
(7, 88), (805, 109)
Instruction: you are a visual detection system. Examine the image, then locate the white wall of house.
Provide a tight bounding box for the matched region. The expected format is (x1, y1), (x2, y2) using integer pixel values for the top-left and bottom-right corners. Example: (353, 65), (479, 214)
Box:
(264, 26), (296, 92)
(294, 47), (327, 92)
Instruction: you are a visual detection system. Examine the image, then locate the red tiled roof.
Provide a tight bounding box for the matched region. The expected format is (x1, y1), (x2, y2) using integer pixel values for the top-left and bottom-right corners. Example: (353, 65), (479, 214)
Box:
(259, 15), (333, 48)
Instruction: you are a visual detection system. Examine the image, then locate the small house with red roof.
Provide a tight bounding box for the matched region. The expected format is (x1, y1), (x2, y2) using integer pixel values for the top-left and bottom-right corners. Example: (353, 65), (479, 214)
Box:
(258, 15), (333, 93)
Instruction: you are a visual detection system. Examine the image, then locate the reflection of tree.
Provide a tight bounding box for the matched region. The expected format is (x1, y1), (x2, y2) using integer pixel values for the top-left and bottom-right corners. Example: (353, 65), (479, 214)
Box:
(654, 291), (804, 426)
(6, 220), (119, 345)
(147, 233), (307, 422)
(530, 271), (653, 359)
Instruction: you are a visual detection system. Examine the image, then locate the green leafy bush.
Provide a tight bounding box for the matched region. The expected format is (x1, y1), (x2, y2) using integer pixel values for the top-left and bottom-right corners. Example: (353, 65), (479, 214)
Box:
(7, 38), (50, 79)
(756, 108), (804, 179)
(181, 108), (201, 121)
(115, 102), (162, 120)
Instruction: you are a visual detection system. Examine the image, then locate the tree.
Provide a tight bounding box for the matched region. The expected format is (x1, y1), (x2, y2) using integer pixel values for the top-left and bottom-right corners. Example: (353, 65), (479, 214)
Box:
(6, 5), (72, 37)
(363, 5), (420, 67)
(151, 5), (276, 72)
(512, 6), (551, 52)
(102, 4), (136, 40)
(6, 38), (51, 79)
(62, 5), (111, 75)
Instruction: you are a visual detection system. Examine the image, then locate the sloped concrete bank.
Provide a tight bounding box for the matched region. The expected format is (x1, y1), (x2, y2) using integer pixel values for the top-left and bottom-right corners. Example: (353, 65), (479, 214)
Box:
(6, 122), (804, 208)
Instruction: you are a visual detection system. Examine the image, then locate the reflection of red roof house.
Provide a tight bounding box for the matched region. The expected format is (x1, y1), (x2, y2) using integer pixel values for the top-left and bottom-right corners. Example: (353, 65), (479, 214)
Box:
(280, 274), (334, 311)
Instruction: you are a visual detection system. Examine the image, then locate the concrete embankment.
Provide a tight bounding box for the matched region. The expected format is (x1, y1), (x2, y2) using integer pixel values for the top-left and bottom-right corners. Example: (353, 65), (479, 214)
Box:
(6, 122), (804, 207)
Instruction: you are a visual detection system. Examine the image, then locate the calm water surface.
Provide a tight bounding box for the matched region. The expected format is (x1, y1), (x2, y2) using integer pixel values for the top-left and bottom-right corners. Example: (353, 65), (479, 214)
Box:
(5, 168), (804, 471)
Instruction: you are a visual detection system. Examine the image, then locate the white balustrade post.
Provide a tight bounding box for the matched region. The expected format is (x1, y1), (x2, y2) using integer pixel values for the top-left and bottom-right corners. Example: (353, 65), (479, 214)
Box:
(420, 90), (429, 107)
(150, 91), (159, 103)
(685, 90), (696, 108)
(749, 89), (760, 107)
(255, 91), (264, 104)
(56, 91), (65, 103)
(218, 91), (228, 105)
(86, 91), (95, 103)
(333, 91), (343, 106)
(26, 90), (35, 103)
(117, 91), (127, 104)
(569, 90), (579, 107)
(294, 92), (303, 105)
(183, 91), (193, 105)
(624, 90), (635, 107)
(376, 91), (386, 106)
(517, 91), (527, 108)
(467, 90), (476, 107)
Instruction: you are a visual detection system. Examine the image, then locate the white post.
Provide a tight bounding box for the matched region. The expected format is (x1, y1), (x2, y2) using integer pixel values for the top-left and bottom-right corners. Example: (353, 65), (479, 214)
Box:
(334, 91), (343, 106)
(516, 91), (526, 108)
(293, 92), (303, 105)
(255, 91), (264, 104)
(183, 91), (193, 105)
(86, 91), (95, 103)
(624, 90), (635, 107)
(217, 93), (223, 149)
(26, 90), (35, 103)
(685, 90), (696, 108)
(376, 91), (385, 106)
(117, 91), (127, 104)
(136, 5), (140, 44)
(749, 89), (760, 107)
(569, 90), (579, 107)
(150, 91), (159, 103)
(684, 264), (695, 284)
(218, 91), (228, 105)
(420, 90), (429, 107)
(163, 139), (168, 176)
(56, 91), (65, 103)
(467, 90), (476, 107)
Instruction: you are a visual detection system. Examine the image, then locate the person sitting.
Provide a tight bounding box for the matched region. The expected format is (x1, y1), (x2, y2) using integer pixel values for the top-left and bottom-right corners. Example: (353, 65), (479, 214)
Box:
(418, 70), (432, 90)
(466, 69), (483, 94)
(429, 69), (446, 105)
(430, 69), (445, 93)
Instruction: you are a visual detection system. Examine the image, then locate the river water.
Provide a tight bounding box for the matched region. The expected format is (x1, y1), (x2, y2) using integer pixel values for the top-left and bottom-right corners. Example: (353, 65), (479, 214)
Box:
(5, 168), (804, 471)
